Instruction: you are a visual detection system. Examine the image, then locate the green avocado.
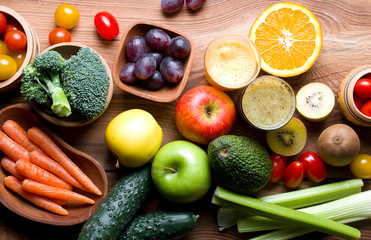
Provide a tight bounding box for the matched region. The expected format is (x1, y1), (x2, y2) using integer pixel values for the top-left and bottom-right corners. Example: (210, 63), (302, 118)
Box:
(208, 135), (272, 195)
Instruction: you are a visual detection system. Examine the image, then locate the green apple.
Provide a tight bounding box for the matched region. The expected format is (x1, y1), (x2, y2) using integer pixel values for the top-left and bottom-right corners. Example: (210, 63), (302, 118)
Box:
(151, 140), (212, 204)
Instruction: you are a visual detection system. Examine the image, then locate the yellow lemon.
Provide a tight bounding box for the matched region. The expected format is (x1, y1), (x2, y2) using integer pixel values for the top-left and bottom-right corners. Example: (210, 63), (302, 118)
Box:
(105, 109), (163, 168)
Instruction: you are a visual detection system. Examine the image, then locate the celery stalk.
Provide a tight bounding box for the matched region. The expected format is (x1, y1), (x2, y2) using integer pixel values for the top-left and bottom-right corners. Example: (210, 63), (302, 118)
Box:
(237, 190), (371, 233)
(250, 217), (369, 240)
(213, 179), (363, 231)
(258, 179), (363, 208)
(237, 190), (371, 232)
(214, 187), (361, 240)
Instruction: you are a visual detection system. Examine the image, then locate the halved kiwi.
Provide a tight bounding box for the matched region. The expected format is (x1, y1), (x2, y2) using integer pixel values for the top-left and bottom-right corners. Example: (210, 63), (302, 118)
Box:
(296, 82), (335, 122)
(267, 117), (307, 156)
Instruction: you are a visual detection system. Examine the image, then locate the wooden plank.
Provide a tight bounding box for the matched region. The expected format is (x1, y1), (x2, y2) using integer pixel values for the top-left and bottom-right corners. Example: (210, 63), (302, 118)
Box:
(0, 0), (370, 239)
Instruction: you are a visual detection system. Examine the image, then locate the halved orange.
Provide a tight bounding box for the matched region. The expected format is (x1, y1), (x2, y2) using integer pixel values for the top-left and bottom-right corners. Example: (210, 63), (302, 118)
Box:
(249, 2), (323, 77)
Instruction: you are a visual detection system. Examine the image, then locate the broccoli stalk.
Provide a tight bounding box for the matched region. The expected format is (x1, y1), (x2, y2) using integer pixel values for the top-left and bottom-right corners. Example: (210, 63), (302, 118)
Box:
(21, 51), (71, 117)
(42, 70), (71, 117)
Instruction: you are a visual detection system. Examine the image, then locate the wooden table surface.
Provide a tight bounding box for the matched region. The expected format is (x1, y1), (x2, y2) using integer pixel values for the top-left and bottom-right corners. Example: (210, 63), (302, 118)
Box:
(1, 0), (370, 239)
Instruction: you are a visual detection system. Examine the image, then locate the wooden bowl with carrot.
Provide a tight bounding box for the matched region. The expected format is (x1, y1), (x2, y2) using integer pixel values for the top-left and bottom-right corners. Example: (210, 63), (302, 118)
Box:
(0, 103), (108, 226)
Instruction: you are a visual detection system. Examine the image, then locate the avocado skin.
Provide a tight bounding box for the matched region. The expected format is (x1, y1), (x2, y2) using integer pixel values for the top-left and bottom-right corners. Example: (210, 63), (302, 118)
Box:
(208, 135), (272, 195)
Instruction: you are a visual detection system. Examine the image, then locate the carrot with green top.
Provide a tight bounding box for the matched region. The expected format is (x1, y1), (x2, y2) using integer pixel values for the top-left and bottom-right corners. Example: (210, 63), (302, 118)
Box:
(15, 158), (72, 190)
(27, 127), (102, 195)
(30, 150), (88, 192)
(4, 176), (68, 215)
(2, 120), (48, 156)
(1, 156), (25, 180)
(0, 131), (29, 161)
(22, 179), (95, 204)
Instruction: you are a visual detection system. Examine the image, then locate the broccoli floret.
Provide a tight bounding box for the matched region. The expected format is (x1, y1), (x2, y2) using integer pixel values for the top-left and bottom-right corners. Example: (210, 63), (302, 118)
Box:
(61, 47), (110, 119)
(21, 51), (71, 117)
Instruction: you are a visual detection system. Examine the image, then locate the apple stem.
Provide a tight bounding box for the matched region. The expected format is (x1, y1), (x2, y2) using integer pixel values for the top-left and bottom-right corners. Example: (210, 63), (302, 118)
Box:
(204, 105), (213, 118)
(163, 167), (177, 173)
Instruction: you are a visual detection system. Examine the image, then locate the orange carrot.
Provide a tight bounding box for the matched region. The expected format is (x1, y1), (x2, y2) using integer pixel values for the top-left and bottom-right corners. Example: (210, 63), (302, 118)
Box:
(51, 199), (68, 206)
(27, 127), (102, 195)
(4, 176), (68, 215)
(15, 158), (72, 191)
(29, 150), (88, 192)
(22, 179), (95, 204)
(2, 120), (48, 156)
(1, 156), (25, 180)
(0, 131), (29, 161)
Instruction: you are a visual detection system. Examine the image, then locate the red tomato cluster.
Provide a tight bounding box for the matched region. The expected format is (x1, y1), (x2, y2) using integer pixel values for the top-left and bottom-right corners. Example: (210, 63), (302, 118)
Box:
(353, 73), (371, 117)
(0, 12), (27, 80)
(48, 4), (79, 45)
(49, 5), (119, 44)
(269, 151), (327, 188)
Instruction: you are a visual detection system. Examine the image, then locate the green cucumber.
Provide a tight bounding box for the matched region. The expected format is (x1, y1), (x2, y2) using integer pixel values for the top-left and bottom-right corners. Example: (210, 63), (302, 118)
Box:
(117, 211), (198, 240)
(78, 165), (151, 240)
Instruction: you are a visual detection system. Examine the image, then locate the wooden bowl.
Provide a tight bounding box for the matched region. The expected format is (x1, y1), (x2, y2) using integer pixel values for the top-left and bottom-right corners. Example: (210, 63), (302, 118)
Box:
(0, 103), (108, 225)
(0, 6), (40, 93)
(112, 21), (194, 103)
(32, 42), (113, 127)
(337, 65), (371, 127)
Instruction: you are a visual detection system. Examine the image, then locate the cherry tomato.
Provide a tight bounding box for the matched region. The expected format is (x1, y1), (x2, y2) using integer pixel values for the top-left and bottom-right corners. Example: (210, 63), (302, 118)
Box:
(350, 154), (371, 179)
(0, 40), (8, 55)
(8, 49), (26, 69)
(284, 161), (304, 188)
(0, 54), (17, 80)
(0, 12), (7, 34)
(353, 93), (368, 110)
(269, 153), (286, 183)
(4, 22), (23, 34)
(298, 151), (326, 183)
(54, 4), (80, 29)
(94, 11), (119, 40)
(48, 28), (71, 45)
(4, 30), (27, 52)
(364, 73), (371, 79)
(354, 78), (371, 99)
(360, 99), (371, 117)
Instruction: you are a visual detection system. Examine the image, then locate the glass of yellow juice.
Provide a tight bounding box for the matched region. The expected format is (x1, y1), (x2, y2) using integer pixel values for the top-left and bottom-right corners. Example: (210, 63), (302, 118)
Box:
(204, 34), (261, 91)
(238, 75), (296, 130)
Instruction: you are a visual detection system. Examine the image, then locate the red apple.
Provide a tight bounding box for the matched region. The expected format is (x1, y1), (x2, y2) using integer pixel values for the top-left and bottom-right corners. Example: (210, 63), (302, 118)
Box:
(175, 86), (236, 145)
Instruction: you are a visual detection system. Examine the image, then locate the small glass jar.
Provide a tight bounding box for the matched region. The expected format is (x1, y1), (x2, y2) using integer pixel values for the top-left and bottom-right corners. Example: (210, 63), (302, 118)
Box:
(337, 65), (371, 127)
(238, 75), (296, 130)
(204, 34), (261, 91)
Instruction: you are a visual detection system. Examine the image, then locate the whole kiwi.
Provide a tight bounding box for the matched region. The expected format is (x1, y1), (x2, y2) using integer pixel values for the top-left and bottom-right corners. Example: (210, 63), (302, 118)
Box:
(317, 124), (360, 167)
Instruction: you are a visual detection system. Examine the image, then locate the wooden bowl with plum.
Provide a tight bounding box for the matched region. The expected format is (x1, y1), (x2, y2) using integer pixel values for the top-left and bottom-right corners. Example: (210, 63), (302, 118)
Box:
(112, 21), (194, 103)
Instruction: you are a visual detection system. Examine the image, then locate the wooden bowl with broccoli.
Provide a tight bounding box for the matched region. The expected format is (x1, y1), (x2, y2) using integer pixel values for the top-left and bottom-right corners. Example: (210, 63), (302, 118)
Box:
(22, 42), (113, 127)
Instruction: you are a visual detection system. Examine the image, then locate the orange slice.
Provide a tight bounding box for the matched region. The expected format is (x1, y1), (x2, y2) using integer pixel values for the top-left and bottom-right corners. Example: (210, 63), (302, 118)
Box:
(249, 2), (323, 77)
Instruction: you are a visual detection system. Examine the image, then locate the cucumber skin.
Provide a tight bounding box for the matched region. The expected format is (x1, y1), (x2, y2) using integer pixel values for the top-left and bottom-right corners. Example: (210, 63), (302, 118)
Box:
(78, 165), (151, 240)
(117, 211), (198, 240)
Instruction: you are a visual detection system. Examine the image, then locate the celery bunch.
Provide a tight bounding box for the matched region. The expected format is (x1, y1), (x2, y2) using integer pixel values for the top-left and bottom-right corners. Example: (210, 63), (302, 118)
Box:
(212, 179), (368, 240)
(214, 179), (363, 231)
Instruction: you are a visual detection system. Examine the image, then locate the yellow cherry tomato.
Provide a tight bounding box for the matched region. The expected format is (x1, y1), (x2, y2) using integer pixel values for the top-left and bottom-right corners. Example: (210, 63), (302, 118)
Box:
(0, 40), (8, 55)
(0, 54), (17, 80)
(54, 4), (80, 29)
(8, 50), (26, 69)
(350, 154), (371, 179)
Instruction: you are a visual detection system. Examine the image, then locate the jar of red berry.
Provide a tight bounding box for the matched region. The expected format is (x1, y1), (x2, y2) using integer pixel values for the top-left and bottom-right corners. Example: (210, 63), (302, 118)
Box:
(338, 65), (371, 127)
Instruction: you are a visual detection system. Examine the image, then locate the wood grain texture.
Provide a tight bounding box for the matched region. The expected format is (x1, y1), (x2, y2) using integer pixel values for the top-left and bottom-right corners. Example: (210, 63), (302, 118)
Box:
(0, 0), (370, 239)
